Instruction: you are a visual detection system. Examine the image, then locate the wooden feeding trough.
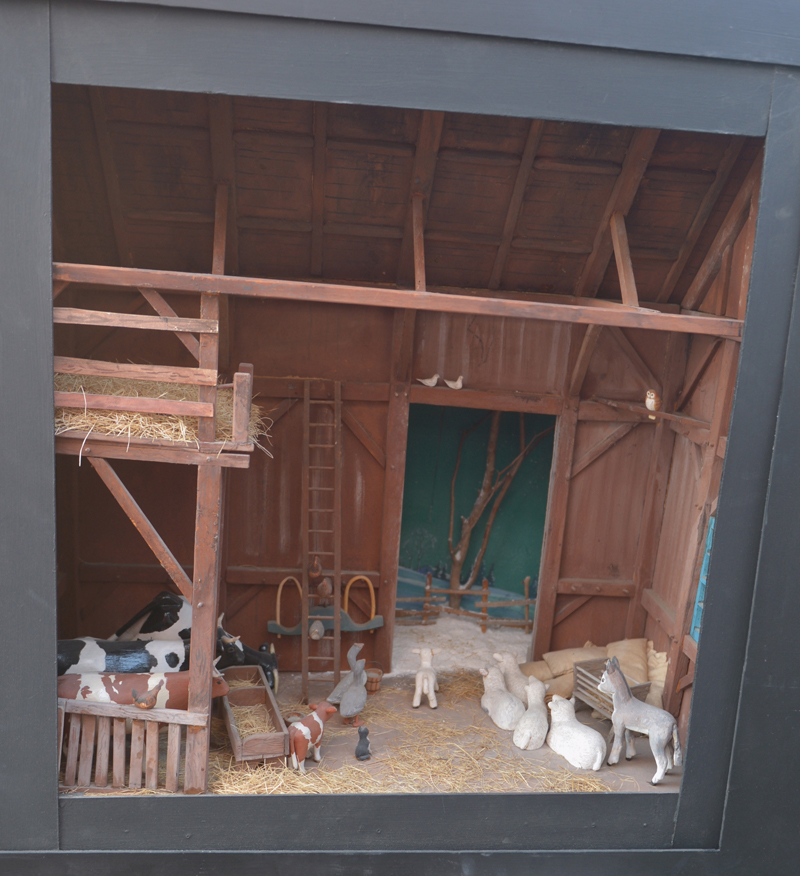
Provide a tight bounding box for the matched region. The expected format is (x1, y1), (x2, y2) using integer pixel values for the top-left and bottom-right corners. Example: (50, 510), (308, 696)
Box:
(573, 658), (651, 719)
(221, 665), (289, 763)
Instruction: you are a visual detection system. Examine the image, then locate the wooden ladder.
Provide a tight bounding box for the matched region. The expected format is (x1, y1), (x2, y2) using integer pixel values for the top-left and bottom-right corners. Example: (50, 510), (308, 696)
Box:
(301, 380), (343, 701)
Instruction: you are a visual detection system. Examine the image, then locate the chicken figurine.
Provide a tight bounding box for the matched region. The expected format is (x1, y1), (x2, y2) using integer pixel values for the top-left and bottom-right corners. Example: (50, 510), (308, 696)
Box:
(131, 679), (165, 710)
(327, 642), (368, 726)
(645, 389), (662, 420)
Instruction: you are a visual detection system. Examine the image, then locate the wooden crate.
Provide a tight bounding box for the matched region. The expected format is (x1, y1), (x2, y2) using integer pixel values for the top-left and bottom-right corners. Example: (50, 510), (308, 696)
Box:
(222, 665), (289, 762)
(573, 658), (651, 719)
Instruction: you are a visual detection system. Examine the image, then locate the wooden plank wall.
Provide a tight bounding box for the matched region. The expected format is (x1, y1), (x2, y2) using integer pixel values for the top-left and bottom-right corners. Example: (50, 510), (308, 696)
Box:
(51, 85), (760, 682)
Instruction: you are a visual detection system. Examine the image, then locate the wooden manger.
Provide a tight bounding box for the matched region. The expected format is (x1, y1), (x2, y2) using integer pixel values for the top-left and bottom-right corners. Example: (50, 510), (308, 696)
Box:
(221, 665), (289, 763)
(572, 658), (651, 719)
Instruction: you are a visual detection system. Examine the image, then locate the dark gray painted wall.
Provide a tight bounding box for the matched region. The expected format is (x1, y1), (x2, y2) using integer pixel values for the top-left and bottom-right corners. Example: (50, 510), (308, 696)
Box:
(1, 1), (799, 871)
(0, 0), (58, 852)
(51, 2), (772, 135)
(97, 0), (800, 68)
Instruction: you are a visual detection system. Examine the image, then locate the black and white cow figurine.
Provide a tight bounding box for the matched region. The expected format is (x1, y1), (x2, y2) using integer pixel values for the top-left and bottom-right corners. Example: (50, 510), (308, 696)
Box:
(109, 591), (278, 689)
(57, 637), (189, 676)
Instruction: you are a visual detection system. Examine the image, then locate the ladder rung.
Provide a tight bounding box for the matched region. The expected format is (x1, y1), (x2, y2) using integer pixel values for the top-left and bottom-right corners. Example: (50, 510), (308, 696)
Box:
(310, 507), (333, 512)
(309, 529), (334, 533)
(308, 465), (335, 469)
(308, 550), (335, 555)
(309, 444), (335, 449)
(309, 400), (334, 405)
(309, 487), (335, 491)
(307, 655), (334, 662)
(309, 422), (334, 427)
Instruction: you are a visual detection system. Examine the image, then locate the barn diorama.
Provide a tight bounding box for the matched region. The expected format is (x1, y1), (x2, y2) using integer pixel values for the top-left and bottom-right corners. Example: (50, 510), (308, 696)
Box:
(51, 82), (760, 797)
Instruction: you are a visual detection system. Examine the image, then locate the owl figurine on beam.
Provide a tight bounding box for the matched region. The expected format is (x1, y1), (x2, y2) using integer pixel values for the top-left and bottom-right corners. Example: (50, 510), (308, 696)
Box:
(645, 389), (662, 420)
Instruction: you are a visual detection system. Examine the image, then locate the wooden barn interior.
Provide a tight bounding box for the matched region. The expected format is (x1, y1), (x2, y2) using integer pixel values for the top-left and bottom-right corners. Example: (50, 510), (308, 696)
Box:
(51, 83), (761, 793)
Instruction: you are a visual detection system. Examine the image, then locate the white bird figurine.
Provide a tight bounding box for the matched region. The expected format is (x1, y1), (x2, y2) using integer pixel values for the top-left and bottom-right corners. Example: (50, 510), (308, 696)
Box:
(416, 374), (440, 387)
(444, 375), (463, 390)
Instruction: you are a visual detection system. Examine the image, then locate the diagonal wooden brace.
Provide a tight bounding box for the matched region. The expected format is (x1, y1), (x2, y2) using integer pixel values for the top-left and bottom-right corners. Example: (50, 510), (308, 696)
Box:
(87, 457), (193, 599)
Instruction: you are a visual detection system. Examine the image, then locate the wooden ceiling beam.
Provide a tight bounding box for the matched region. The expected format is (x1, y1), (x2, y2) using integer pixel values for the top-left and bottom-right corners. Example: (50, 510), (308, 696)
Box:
(412, 192), (426, 291)
(488, 119), (545, 290)
(682, 152), (763, 311)
(573, 128), (661, 299)
(609, 212), (640, 308)
(397, 111), (445, 287)
(310, 103), (328, 276)
(656, 135), (745, 303)
(53, 262), (744, 339)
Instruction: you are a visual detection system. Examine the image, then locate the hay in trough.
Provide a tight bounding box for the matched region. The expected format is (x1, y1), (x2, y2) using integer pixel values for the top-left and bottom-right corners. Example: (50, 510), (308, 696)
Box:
(53, 373), (272, 452)
(230, 704), (275, 738)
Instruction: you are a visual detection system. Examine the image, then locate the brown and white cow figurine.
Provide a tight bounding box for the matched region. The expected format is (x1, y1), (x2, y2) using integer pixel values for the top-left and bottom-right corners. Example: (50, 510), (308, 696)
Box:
(288, 701), (338, 773)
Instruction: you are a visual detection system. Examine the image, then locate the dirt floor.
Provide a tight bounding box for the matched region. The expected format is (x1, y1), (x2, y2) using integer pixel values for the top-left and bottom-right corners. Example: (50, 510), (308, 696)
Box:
(247, 670), (681, 795)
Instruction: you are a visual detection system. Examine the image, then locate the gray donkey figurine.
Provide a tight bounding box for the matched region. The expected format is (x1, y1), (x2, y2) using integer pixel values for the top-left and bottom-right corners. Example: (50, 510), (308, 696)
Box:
(597, 656), (682, 784)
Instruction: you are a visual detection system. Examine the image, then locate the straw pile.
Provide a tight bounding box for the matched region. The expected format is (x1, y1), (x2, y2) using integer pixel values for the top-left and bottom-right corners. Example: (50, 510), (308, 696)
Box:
(230, 704), (274, 739)
(53, 373), (271, 452)
(226, 675), (263, 690)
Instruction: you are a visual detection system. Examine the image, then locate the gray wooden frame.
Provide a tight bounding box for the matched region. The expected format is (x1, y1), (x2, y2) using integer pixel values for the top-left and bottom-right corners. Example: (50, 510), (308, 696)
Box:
(1, 1), (799, 872)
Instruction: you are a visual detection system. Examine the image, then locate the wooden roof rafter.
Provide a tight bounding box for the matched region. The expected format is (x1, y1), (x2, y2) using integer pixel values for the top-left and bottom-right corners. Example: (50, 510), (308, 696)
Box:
(655, 135), (746, 303)
(573, 128), (661, 299)
(397, 111), (444, 287)
(488, 119), (545, 289)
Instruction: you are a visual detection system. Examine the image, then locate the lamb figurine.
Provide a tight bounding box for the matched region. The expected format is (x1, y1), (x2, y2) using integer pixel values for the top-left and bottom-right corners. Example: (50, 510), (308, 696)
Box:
(512, 676), (549, 751)
(479, 665), (525, 731)
(493, 651), (530, 703)
(411, 647), (440, 709)
(546, 694), (606, 771)
(597, 655), (682, 785)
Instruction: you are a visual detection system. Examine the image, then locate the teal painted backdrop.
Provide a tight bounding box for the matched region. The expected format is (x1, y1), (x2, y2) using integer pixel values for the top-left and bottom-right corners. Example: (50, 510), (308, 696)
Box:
(399, 405), (555, 595)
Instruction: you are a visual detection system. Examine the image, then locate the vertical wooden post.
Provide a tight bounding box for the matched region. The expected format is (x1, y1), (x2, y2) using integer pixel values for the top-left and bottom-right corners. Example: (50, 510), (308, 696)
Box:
(333, 381), (343, 683)
(301, 382), (311, 702)
(523, 576), (532, 633)
(376, 308), (416, 670)
(481, 577), (489, 634)
(530, 398), (579, 659)
(184, 463), (224, 794)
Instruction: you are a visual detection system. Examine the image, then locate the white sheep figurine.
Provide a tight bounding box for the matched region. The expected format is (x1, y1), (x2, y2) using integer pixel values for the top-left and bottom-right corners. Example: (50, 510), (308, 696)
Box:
(479, 665), (525, 731)
(492, 651), (530, 703)
(512, 676), (549, 751)
(546, 694), (606, 771)
(411, 647), (440, 709)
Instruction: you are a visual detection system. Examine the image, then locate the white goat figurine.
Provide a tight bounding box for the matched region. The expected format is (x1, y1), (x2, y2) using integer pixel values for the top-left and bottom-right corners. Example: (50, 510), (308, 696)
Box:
(480, 665), (525, 731)
(411, 647), (440, 709)
(512, 676), (549, 751)
(598, 655), (682, 785)
(492, 651), (530, 703)
(546, 694), (606, 770)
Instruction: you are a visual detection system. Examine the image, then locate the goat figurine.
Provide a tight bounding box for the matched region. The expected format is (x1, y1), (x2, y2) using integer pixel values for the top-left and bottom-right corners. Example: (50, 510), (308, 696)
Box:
(411, 647), (440, 708)
(598, 655), (682, 785)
